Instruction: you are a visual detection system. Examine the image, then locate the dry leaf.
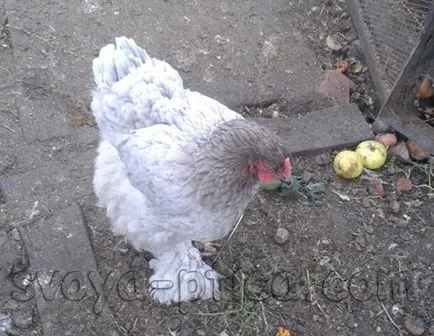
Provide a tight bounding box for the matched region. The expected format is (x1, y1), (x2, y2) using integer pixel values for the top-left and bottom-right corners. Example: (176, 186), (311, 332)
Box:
(194, 241), (219, 254)
(352, 63), (363, 74)
(71, 114), (96, 126)
(275, 326), (294, 336)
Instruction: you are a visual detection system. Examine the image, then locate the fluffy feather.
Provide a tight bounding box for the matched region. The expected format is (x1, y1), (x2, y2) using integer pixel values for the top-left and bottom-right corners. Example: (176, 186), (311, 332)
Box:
(91, 37), (290, 304)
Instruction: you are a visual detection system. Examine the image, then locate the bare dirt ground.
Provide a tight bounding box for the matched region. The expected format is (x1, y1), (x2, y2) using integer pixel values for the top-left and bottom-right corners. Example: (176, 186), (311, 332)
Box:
(0, 0), (433, 335)
(80, 153), (434, 336)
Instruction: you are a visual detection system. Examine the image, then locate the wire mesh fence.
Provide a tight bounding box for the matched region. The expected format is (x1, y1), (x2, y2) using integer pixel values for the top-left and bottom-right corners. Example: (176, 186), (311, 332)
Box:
(360, 0), (432, 92)
(349, 0), (434, 154)
(353, 0), (433, 96)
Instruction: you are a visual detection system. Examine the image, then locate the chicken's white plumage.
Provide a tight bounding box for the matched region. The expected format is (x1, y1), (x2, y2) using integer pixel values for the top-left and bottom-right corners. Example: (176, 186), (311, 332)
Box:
(91, 37), (290, 304)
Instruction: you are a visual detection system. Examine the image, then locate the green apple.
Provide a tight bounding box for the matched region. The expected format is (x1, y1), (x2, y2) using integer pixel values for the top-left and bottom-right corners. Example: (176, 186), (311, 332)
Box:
(356, 140), (387, 169)
(333, 150), (364, 179)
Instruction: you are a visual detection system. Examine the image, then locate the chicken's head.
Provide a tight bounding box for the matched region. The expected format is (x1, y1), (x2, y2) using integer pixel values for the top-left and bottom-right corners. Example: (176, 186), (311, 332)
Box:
(204, 119), (292, 191)
(248, 157), (292, 190)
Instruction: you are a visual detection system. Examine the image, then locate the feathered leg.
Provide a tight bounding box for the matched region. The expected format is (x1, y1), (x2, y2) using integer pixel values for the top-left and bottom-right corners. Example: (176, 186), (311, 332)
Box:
(149, 243), (221, 304)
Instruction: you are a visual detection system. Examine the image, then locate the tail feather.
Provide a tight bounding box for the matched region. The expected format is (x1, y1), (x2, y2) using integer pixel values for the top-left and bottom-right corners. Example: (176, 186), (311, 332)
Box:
(91, 36), (189, 146)
(92, 36), (149, 87)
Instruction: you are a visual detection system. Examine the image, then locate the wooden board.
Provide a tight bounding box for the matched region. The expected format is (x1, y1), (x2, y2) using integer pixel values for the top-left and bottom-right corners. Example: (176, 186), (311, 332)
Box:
(19, 205), (119, 336)
(255, 103), (374, 154)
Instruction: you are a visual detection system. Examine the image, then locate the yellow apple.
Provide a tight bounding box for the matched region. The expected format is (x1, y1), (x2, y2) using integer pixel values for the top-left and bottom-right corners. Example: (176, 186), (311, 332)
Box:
(333, 150), (364, 179)
(356, 140), (387, 169)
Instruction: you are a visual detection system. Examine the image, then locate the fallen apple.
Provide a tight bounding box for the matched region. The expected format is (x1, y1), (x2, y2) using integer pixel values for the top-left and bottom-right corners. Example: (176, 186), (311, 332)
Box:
(356, 140), (387, 169)
(333, 150), (364, 179)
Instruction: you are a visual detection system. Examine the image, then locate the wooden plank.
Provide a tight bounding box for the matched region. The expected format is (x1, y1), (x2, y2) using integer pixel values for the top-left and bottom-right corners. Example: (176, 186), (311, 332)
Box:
(19, 205), (119, 336)
(255, 104), (374, 154)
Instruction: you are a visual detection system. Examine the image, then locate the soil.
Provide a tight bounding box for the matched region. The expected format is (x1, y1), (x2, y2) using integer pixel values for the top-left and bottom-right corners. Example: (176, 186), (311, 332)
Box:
(0, 0), (433, 335)
(78, 152), (434, 336)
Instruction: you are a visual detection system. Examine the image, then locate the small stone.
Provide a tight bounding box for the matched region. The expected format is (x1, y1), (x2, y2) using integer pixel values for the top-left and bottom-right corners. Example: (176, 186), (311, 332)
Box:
(355, 234), (366, 248)
(217, 332), (230, 336)
(326, 35), (343, 50)
(346, 316), (358, 328)
(0, 231), (7, 247)
(301, 170), (313, 183)
(167, 319), (181, 333)
(10, 229), (22, 242)
(274, 228), (290, 244)
(394, 178), (413, 192)
(0, 314), (12, 332)
(12, 310), (33, 328)
(391, 304), (403, 316)
(0, 188), (5, 205)
(352, 91), (362, 101)
(319, 256), (330, 266)
(389, 200), (401, 213)
(338, 23), (351, 33)
(389, 142), (411, 163)
(372, 118), (389, 133)
(331, 8), (343, 20)
(114, 238), (130, 253)
(318, 69), (355, 105)
(364, 224), (374, 234)
(353, 76), (366, 85)
(376, 208), (386, 219)
(0, 151), (15, 174)
(261, 103), (280, 118)
(341, 12), (350, 20)
(181, 326), (194, 335)
(407, 140), (429, 161)
(0, 231), (19, 280)
(315, 153), (330, 166)
(130, 256), (148, 268)
(375, 133), (397, 148)
(404, 316), (425, 336)
(368, 179), (385, 197)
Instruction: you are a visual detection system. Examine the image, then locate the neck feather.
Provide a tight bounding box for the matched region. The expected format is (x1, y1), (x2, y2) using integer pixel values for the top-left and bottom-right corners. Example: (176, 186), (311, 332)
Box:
(189, 119), (286, 211)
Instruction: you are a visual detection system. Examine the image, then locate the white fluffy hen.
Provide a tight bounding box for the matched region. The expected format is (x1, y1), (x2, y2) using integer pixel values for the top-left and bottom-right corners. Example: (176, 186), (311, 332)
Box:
(91, 37), (292, 305)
